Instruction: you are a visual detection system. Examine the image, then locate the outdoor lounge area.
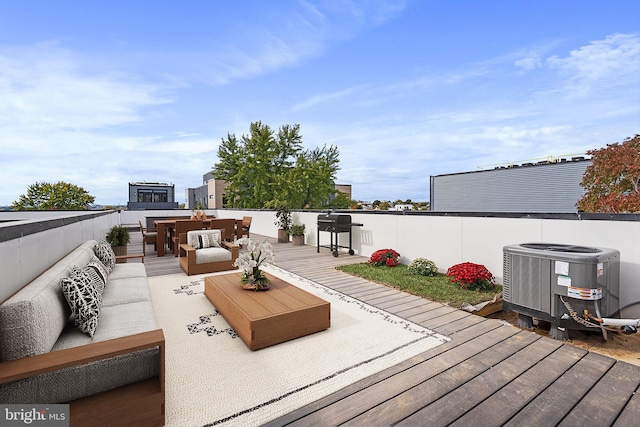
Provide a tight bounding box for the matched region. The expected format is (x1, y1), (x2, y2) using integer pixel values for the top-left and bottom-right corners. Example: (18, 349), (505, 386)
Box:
(1, 210), (639, 426)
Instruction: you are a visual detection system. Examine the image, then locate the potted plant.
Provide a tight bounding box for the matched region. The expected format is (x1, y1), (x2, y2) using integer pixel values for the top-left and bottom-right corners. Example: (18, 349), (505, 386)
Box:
(106, 225), (130, 261)
(289, 224), (305, 246)
(274, 205), (292, 243)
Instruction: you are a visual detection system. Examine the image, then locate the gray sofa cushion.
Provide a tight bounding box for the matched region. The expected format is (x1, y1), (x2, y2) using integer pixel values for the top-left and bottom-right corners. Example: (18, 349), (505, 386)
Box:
(0, 241), (97, 362)
(52, 301), (158, 352)
(102, 276), (152, 307)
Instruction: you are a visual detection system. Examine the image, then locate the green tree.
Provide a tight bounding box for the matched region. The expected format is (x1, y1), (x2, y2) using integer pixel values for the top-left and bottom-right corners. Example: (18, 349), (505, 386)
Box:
(330, 191), (352, 209)
(577, 135), (640, 213)
(12, 181), (95, 210)
(378, 201), (391, 210)
(214, 122), (340, 209)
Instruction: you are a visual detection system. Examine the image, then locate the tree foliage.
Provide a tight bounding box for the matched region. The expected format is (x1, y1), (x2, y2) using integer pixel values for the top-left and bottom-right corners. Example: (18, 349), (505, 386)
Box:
(577, 135), (640, 213)
(12, 181), (95, 210)
(214, 121), (341, 209)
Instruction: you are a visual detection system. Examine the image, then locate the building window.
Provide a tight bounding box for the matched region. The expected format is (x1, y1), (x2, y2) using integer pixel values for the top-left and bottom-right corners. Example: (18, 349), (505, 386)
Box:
(138, 189), (168, 203)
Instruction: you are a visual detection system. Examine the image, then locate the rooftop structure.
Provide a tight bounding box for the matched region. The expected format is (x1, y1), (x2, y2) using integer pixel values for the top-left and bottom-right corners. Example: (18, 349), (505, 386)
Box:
(127, 182), (179, 210)
(430, 157), (591, 213)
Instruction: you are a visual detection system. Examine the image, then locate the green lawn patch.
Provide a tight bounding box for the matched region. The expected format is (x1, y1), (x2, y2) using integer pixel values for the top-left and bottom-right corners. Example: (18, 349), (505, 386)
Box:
(336, 263), (502, 307)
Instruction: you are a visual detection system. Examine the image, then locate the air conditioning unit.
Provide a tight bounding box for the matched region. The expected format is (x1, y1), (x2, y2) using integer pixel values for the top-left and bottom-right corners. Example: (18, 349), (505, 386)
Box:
(503, 243), (620, 340)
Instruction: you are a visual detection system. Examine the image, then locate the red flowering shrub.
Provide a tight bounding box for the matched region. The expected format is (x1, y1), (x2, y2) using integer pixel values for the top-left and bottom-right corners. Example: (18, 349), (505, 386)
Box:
(446, 262), (495, 291)
(369, 248), (400, 267)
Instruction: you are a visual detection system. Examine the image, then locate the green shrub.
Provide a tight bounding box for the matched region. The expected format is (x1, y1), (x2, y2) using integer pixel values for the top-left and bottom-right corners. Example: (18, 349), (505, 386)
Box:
(106, 225), (130, 247)
(408, 258), (438, 276)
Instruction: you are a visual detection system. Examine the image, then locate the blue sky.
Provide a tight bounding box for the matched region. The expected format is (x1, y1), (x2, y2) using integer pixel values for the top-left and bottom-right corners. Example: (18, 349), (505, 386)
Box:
(1, 0), (639, 206)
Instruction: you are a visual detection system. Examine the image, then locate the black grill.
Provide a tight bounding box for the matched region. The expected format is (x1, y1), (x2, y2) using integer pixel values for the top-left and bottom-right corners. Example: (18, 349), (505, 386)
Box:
(317, 214), (363, 257)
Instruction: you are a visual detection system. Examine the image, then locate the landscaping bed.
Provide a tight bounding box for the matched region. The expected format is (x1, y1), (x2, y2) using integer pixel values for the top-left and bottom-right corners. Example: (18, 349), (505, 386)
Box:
(336, 263), (502, 308)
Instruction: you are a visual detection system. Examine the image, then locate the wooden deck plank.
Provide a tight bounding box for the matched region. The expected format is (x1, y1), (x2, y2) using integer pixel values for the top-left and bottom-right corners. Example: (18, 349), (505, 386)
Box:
(361, 290), (414, 305)
(503, 351), (616, 427)
(394, 302), (442, 318)
(613, 383), (640, 427)
(264, 320), (505, 427)
(396, 335), (563, 427)
(559, 361), (640, 427)
(448, 342), (588, 426)
(345, 331), (541, 426)
(347, 287), (400, 300)
(435, 314), (492, 336)
(425, 309), (474, 330)
(284, 325), (520, 427)
(374, 294), (425, 311)
(406, 305), (460, 323)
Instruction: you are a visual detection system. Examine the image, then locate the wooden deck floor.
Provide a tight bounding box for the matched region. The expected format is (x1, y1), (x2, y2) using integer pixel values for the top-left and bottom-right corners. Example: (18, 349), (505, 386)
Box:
(130, 231), (640, 426)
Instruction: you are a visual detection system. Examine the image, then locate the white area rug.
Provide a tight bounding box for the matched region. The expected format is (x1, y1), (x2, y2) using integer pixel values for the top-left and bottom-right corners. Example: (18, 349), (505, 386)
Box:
(149, 265), (449, 427)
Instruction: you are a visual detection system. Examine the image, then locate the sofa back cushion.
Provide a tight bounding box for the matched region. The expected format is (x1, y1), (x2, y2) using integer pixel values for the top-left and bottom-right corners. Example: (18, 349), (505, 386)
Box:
(0, 240), (97, 361)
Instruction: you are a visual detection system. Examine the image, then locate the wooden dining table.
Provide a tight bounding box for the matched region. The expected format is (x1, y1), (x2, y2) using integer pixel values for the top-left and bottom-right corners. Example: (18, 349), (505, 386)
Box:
(154, 218), (244, 256)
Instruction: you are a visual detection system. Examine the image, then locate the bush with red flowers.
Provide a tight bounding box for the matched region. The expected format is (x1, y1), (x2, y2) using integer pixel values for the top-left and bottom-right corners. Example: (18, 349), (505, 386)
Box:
(369, 248), (400, 267)
(446, 262), (495, 291)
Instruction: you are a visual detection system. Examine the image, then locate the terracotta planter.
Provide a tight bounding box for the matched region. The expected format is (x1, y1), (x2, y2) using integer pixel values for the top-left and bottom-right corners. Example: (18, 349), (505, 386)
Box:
(112, 245), (127, 263)
(277, 229), (289, 243)
(292, 235), (304, 246)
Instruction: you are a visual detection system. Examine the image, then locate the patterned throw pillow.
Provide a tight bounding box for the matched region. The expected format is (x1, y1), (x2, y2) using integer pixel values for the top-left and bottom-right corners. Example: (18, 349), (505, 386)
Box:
(199, 234), (212, 249)
(87, 256), (109, 291)
(86, 259), (108, 294)
(94, 239), (116, 273)
(198, 233), (220, 249)
(191, 235), (200, 249)
(61, 267), (104, 337)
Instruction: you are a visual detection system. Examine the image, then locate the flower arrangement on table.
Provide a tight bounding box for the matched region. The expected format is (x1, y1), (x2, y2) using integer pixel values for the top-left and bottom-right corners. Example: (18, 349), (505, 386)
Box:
(369, 248), (400, 267)
(446, 262), (495, 291)
(233, 237), (276, 290)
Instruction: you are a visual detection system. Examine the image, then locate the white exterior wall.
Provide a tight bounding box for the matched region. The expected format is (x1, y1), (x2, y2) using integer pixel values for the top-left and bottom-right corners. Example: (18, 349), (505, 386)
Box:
(0, 212), (117, 302)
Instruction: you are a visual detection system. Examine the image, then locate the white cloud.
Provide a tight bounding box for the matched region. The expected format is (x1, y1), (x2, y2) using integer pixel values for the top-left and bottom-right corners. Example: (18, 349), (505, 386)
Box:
(546, 33), (640, 99)
(548, 33), (639, 79)
(0, 43), (170, 132)
(515, 53), (543, 70)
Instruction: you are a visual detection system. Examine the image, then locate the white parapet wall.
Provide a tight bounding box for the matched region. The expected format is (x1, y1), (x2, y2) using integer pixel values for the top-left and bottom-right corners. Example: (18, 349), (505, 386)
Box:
(2, 209), (639, 317)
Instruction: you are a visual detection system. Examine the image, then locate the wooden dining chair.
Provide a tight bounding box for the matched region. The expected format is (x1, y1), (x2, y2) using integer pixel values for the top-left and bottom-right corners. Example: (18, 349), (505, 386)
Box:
(241, 216), (252, 237)
(207, 218), (236, 242)
(139, 221), (158, 256)
(172, 220), (204, 256)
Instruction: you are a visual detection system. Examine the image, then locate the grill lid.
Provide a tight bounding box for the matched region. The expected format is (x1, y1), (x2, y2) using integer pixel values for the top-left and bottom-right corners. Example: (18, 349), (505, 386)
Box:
(317, 214), (352, 223)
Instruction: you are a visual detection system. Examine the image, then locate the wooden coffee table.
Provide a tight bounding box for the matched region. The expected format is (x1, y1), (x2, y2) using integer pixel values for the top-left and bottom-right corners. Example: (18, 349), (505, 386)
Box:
(204, 272), (330, 350)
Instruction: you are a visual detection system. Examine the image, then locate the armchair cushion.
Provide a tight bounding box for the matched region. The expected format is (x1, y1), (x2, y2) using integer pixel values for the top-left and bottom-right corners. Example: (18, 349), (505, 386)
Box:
(196, 247), (232, 264)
